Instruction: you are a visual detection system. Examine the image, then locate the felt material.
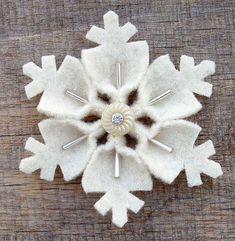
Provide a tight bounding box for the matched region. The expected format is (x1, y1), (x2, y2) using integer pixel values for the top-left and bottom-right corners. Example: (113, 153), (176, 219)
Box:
(24, 55), (57, 99)
(82, 147), (152, 192)
(180, 55), (214, 97)
(24, 55), (92, 119)
(20, 119), (96, 181)
(82, 146), (152, 227)
(83, 11), (148, 91)
(138, 120), (223, 186)
(86, 11), (137, 46)
(94, 189), (144, 228)
(139, 54), (215, 121)
(21, 10), (223, 227)
(82, 42), (149, 90)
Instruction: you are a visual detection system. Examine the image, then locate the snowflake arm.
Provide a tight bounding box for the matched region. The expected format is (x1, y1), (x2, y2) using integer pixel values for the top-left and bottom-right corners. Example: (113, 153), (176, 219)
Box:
(81, 42), (149, 91)
(24, 55), (57, 99)
(24, 55), (91, 119)
(180, 55), (215, 97)
(185, 140), (222, 187)
(20, 137), (49, 177)
(138, 120), (223, 186)
(20, 119), (96, 181)
(140, 54), (215, 120)
(86, 11), (137, 45)
(94, 189), (144, 228)
(82, 146), (152, 227)
(82, 147), (152, 192)
(82, 11), (149, 91)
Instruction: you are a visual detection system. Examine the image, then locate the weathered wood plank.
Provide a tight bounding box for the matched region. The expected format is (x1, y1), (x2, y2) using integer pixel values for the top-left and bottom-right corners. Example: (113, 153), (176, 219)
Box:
(0, 0), (234, 240)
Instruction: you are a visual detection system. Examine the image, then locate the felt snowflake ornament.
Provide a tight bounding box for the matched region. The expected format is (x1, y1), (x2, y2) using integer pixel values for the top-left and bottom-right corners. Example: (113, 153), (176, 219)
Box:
(19, 11), (223, 227)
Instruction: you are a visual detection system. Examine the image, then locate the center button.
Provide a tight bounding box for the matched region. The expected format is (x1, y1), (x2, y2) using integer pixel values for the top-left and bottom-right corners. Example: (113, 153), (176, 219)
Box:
(101, 103), (135, 136)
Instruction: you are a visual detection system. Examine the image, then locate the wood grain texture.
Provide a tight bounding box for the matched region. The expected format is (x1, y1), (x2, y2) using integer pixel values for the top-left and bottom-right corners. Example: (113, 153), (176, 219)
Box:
(0, 0), (234, 240)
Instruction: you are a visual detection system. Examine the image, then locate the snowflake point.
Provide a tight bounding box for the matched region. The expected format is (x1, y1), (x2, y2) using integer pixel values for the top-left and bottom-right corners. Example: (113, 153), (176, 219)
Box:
(103, 11), (119, 30)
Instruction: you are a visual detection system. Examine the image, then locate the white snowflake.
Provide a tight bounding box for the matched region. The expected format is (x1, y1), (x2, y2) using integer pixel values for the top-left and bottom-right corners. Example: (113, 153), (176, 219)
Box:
(20, 11), (223, 227)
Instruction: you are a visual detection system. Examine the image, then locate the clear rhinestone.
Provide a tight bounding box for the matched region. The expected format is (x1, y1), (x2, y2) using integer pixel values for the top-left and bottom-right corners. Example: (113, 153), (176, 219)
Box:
(112, 113), (124, 125)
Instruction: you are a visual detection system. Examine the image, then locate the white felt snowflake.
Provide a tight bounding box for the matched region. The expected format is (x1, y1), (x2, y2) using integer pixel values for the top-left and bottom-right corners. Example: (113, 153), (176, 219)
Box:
(20, 11), (223, 227)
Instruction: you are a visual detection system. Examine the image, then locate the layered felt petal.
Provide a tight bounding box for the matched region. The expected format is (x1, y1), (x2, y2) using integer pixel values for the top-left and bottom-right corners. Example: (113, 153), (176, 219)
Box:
(138, 120), (222, 186)
(84, 11), (148, 89)
(19, 119), (96, 181)
(82, 147), (152, 192)
(82, 146), (152, 227)
(82, 41), (149, 89)
(24, 55), (91, 119)
(140, 54), (215, 120)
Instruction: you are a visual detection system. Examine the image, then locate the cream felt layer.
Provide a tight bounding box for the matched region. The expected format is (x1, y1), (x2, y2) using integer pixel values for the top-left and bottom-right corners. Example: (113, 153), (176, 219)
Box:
(184, 140), (223, 187)
(139, 54), (215, 121)
(82, 41), (149, 89)
(180, 55), (214, 97)
(138, 120), (222, 186)
(94, 189), (144, 228)
(21, 10), (223, 227)
(83, 12), (148, 89)
(82, 145), (152, 227)
(111, 134), (143, 163)
(86, 11), (137, 46)
(133, 106), (162, 137)
(20, 119), (96, 181)
(89, 81), (118, 106)
(83, 11), (148, 89)
(82, 146), (152, 192)
(24, 55), (92, 119)
(24, 55), (57, 99)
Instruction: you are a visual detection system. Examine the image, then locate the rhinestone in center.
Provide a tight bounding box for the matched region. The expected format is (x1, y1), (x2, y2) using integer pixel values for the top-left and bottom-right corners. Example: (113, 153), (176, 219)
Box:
(101, 102), (135, 136)
(111, 113), (124, 125)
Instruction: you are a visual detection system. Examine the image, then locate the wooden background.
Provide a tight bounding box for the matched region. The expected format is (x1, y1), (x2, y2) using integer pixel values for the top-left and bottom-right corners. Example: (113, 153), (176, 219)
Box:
(0, 0), (234, 240)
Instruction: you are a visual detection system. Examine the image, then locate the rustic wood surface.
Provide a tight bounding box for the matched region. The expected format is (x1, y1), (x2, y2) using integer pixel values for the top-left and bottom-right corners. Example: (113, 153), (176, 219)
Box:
(0, 0), (234, 240)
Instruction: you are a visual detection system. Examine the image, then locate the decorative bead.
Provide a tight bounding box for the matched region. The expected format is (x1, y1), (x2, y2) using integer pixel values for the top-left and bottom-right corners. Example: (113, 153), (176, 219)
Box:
(112, 113), (124, 125)
(101, 103), (135, 136)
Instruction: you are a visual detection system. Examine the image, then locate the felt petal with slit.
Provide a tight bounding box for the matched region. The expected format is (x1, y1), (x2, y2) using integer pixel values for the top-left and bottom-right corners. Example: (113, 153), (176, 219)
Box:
(24, 55), (91, 119)
(38, 56), (91, 119)
(140, 54), (215, 120)
(82, 41), (149, 89)
(139, 120), (222, 186)
(82, 148), (152, 193)
(20, 119), (96, 181)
